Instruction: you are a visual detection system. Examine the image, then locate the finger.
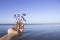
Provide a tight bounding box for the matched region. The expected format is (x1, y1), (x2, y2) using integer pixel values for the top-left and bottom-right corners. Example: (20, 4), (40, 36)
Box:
(8, 28), (18, 35)
(19, 29), (24, 32)
(20, 24), (24, 27)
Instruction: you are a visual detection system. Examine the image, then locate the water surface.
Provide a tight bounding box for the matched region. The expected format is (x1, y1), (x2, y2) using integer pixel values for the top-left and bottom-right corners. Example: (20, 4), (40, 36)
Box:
(0, 24), (60, 40)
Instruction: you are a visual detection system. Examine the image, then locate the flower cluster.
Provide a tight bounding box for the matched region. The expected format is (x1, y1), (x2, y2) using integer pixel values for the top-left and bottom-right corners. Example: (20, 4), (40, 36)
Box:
(14, 13), (26, 22)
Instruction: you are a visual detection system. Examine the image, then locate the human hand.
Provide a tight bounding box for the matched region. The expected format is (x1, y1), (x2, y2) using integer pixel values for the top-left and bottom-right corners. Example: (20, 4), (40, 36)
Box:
(7, 24), (24, 36)
(0, 23), (24, 40)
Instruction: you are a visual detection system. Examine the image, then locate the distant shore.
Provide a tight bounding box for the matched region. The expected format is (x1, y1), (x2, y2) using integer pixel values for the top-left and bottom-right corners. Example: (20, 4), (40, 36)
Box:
(0, 23), (60, 25)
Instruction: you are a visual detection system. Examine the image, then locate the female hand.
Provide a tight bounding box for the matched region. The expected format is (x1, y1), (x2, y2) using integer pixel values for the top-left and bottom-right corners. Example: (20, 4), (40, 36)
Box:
(7, 24), (24, 36)
(0, 24), (24, 40)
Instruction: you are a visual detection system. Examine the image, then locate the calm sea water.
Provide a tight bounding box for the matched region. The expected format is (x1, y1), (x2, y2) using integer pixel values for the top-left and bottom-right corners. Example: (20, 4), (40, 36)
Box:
(0, 24), (60, 40)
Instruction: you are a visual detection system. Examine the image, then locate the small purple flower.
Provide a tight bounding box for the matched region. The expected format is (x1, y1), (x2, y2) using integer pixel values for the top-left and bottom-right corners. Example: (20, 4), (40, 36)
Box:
(17, 14), (20, 17)
(14, 14), (16, 18)
(21, 16), (26, 22)
(22, 13), (26, 16)
(21, 16), (23, 18)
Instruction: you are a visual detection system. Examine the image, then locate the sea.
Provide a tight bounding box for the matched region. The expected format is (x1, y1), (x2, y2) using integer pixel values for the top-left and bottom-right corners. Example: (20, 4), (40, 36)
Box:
(0, 23), (60, 40)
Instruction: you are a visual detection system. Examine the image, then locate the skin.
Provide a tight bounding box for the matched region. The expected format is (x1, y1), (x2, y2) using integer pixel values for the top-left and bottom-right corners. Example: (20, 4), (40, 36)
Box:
(0, 23), (24, 40)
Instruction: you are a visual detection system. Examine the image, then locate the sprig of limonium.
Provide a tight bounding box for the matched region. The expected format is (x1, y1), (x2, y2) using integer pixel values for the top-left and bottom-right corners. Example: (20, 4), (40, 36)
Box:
(14, 13), (26, 22)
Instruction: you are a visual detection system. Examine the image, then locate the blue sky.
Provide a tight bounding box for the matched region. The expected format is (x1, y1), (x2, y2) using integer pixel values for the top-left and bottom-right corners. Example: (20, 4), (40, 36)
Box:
(0, 0), (60, 24)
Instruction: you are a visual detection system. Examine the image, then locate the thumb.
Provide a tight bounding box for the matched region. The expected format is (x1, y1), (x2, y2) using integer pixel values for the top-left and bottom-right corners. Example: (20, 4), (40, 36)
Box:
(7, 28), (18, 36)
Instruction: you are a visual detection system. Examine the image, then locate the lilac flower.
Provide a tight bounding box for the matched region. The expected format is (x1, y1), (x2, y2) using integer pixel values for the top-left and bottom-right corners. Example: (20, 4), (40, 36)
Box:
(21, 16), (26, 22)
(14, 13), (26, 22)
(17, 14), (20, 17)
(14, 14), (16, 18)
(22, 13), (26, 16)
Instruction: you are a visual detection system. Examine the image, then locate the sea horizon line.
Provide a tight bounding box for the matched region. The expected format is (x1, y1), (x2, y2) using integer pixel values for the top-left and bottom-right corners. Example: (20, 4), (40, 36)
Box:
(0, 23), (60, 25)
